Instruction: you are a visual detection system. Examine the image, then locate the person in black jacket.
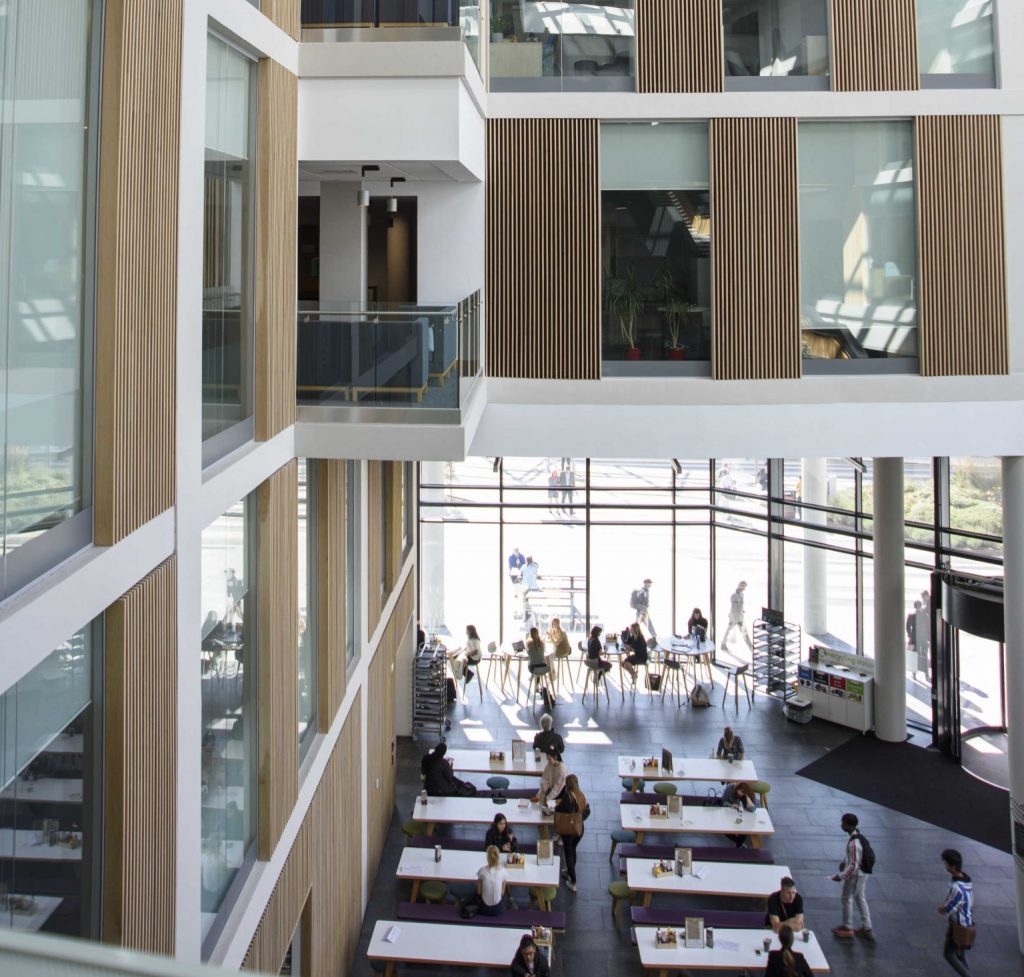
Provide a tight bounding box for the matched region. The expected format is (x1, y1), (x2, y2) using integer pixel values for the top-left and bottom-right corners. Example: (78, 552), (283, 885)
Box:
(421, 742), (476, 797)
(485, 813), (519, 853)
(622, 622), (648, 684)
(763, 924), (812, 976)
(532, 713), (565, 757)
(510, 935), (551, 977)
(687, 607), (709, 641)
(586, 626), (612, 673)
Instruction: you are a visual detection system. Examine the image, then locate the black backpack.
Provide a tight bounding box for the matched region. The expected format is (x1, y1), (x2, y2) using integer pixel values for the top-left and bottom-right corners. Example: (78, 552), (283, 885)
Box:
(630, 588), (645, 610)
(856, 832), (876, 874)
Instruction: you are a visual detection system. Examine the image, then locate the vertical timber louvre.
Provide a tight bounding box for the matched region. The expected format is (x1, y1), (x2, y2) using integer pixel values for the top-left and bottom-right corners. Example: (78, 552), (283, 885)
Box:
(316, 460), (348, 730)
(830, 0), (919, 91)
(635, 0), (723, 93)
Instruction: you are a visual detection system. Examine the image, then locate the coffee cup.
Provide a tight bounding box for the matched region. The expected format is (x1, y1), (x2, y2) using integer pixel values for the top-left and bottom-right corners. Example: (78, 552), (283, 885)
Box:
(763, 936), (772, 952)
(434, 845), (442, 863)
(802, 929), (811, 943)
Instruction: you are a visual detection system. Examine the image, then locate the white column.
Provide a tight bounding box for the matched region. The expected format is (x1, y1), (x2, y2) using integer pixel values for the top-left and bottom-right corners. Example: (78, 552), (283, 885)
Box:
(802, 458), (828, 637)
(1002, 457), (1024, 952)
(873, 458), (906, 742)
(319, 182), (366, 305)
(995, 2), (1024, 89)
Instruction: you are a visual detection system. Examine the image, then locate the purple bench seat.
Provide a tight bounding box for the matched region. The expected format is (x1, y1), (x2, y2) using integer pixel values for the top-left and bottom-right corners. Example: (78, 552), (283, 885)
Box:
(629, 907), (765, 942)
(397, 902), (566, 931)
(409, 835), (538, 855)
(617, 843), (773, 873)
(620, 791), (715, 805)
(482, 788), (536, 799)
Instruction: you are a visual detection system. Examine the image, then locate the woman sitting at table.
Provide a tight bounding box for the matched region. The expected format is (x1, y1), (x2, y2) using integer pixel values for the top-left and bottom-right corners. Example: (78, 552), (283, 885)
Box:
(485, 813), (519, 853)
(621, 622), (649, 684)
(451, 624), (483, 684)
(723, 780), (758, 847)
(510, 934), (551, 977)
(586, 626), (612, 673)
(526, 627), (549, 678)
(716, 725), (745, 761)
(546, 617), (572, 661)
(421, 742), (477, 797)
(764, 924), (813, 977)
(461, 845), (508, 917)
(687, 607), (709, 641)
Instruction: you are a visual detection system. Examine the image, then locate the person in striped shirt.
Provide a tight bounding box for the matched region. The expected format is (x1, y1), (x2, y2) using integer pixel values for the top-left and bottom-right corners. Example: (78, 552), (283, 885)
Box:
(938, 848), (974, 976)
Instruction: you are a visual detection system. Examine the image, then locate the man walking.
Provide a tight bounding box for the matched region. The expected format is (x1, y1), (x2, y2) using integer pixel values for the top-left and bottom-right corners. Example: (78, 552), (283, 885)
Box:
(508, 547), (525, 583)
(721, 581), (753, 654)
(630, 578), (656, 639)
(937, 848), (974, 976)
(831, 813), (875, 942)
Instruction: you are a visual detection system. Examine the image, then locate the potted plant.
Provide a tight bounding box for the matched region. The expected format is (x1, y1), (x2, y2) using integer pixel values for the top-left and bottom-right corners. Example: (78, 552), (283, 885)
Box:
(607, 269), (644, 360)
(655, 266), (690, 360)
(491, 13), (505, 42)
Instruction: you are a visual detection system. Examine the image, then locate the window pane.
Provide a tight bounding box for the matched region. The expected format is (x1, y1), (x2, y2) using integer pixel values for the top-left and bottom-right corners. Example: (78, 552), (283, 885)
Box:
(298, 461), (317, 750)
(201, 497), (256, 940)
(0, 0), (96, 583)
(202, 36), (255, 445)
(714, 528), (768, 663)
(949, 457), (1002, 557)
(723, 0), (829, 78)
(799, 121), (917, 362)
(0, 628), (96, 936)
(918, 0), (995, 80)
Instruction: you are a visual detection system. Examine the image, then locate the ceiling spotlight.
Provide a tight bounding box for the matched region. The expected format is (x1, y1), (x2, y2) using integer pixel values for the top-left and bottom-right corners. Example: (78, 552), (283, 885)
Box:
(387, 196), (398, 213)
(357, 188), (370, 207)
(360, 165), (380, 179)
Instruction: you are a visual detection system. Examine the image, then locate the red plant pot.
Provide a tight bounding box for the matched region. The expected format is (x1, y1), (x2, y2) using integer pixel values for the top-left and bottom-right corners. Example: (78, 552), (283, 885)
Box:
(626, 348), (641, 361)
(668, 348), (684, 360)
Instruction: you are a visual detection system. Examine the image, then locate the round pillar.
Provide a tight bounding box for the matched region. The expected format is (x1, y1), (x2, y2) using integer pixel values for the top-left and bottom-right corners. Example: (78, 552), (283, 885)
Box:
(873, 458), (906, 742)
(802, 458), (828, 637)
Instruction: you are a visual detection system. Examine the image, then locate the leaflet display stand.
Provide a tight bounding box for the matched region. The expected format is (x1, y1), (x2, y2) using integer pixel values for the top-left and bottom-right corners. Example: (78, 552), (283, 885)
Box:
(412, 642), (449, 740)
(751, 609), (801, 701)
(798, 646), (874, 733)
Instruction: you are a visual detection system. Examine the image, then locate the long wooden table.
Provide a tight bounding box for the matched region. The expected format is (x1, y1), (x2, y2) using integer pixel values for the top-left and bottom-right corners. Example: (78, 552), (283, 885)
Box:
(367, 919), (531, 977)
(396, 847), (561, 904)
(448, 749), (545, 777)
(411, 796), (555, 839)
(618, 756), (758, 784)
(625, 858), (791, 907)
(620, 803), (774, 846)
(636, 926), (830, 974)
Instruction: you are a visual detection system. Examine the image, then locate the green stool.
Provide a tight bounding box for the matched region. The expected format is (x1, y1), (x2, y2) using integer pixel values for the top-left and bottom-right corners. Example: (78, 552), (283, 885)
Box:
(653, 782), (677, 797)
(751, 780), (772, 809)
(401, 821), (428, 845)
(621, 777), (645, 792)
(530, 886), (558, 911)
(487, 776), (511, 791)
(421, 880), (449, 904)
(608, 880), (635, 922)
(609, 828), (637, 863)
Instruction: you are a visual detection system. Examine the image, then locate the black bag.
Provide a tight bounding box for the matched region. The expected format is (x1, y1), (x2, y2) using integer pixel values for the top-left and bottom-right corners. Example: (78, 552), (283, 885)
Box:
(646, 673), (661, 691)
(541, 686), (556, 713)
(703, 787), (722, 807)
(446, 678), (457, 704)
(856, 832), (876, 874)
(460, 899), (479, 919)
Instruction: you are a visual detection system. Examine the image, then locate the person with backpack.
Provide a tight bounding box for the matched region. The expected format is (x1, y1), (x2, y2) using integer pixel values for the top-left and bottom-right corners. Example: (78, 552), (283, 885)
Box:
(629, 578), (656, 639)
(937, 848), (974, 976)
(830, 812), (875, 941)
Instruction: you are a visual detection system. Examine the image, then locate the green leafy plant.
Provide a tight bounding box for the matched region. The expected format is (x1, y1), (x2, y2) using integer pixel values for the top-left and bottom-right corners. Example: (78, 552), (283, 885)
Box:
(655, 266), (691, 350)
(606, 268), (644, 350)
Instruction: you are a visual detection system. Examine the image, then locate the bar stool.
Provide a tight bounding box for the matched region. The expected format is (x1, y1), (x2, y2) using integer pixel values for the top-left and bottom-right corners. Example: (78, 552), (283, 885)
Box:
(653, 782), (677, 797)
(660, 654), (684, 704)
(525, 665), (551, 707)
(608, 880), (636, 922)
(582, 659), (610, 704)
(530, 886), (557, 911)
(609, 828), (637, 862)
(751, 780), (772, 809)
(621, 777), (645, 792)
(722, 663), (752, 708)
(487, 776), (510, 791)
(420, 880), (449, 904)
(552, 651), (575, 693)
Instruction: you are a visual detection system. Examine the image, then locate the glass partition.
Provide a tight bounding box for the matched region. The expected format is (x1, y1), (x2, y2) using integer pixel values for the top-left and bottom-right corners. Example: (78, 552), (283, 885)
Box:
(489, 0), (634, 91)
(601, 123), (712, 370)
(918, 0), (996, 85)
(798, 121), (917, 367)
(298, 461), (317, 755)
(723, 0), (829, 87)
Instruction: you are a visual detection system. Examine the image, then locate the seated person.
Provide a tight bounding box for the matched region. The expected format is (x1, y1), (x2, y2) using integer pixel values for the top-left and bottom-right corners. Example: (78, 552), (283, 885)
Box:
(716, 725), (745, 761)
(526, 627), (549, 677)
(510, 934), (551, 977)
(462, 845), (508, 917)
(533, 713), (565, 758)
(621, 622), (648, 683)
(546, 618), (572, 660)
(764, 924), (813, 977)
(723, 781), (758, 847)
(451, 624), (483, 683)
(686, 607), (709, 642)
(586, 626), (612, 673)
(765, 876), (805, 933)
(421, 742), (476, 797)
(485, 813), (519, 853)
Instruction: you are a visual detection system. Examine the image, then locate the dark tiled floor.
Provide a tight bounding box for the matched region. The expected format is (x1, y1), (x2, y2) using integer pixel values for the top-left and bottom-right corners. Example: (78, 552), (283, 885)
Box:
(351, 672), (1024, 976)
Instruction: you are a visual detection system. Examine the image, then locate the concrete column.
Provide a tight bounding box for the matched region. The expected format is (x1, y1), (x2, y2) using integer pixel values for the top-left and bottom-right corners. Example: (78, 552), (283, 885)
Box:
(319, 181), (367, 305)
(873, 458), (906, 742)
(420, 462), (447, 632)
(802, 458), (828, 637)
(1002, 457), (1024, 951)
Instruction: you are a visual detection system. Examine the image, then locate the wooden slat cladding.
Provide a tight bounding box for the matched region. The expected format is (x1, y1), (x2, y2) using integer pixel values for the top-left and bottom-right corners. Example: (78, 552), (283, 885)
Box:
(257, 461), (300, 859)
(368, 461), (405, 633)
(102, 557), (177, 953)
(635, 0), (723, 93)
(316, 460), (348, 731)
(255, 58), (299, 441)
(486, 119), (601, 380)
(830, 0), (919, 92)
(94, 0), (181, 544)
(367, 576), (415, 873)
(917, 116), (1008, 376)
(262, 0), (301, 39)
(710, 118), (801, 380)
(243, 698), (362, 976)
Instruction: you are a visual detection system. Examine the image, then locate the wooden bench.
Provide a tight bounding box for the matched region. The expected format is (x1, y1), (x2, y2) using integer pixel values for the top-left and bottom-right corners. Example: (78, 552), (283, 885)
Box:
(397, 901), (566, 932)
(409, 835), (539, 855)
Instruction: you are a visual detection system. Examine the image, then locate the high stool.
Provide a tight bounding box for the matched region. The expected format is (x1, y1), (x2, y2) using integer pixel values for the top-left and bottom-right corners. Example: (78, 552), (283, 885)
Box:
(530, 886), (558, 911)
(608, 880), (635, 922)
(525, 665), (551, 706)
(420, 880), (449, 904)
(582, 660), (610, 704)
(402, 821), (428, 845)
(487, 776), (510, 791)
(609, 828), (637, 862)
(552, 653), (575, 693)
(484, 649), (510, 695)
(620, 777), (645, 792)
(751, 780), (772, 809)
(722, 663), (752, 708)
(660, 656), (684, 704)
(653, 782), (677, 797)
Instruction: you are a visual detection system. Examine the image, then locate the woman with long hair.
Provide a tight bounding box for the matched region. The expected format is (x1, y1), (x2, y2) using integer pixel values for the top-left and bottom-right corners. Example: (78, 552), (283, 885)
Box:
(764, 924), (812, 976)
(510, 934), (551, 977)
(451, 624), (483, 685)
(716, 725), (745, 761)
(485, 813), (518, 853)
(555, 773), (589, 892)
(462, 844), (508, 917)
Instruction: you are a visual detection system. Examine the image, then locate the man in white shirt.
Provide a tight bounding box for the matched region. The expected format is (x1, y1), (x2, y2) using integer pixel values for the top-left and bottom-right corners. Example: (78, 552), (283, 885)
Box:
(721, 580), (753, 654)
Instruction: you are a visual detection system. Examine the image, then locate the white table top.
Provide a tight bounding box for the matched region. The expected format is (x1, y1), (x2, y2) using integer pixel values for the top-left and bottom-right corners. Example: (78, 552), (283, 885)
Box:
(397, 847), (561, 889)
(3, 895), (62, 932)
(660, 637), (716, 655)
(412, 796), (554, 827)
(367, 920), (530, 969)
(618, 756), (758, 783)
(447, 749), (545, 777)
(620, 803), (774, 837)
(0, 829), (84, 862)
(626, 858), (792, 898)
(636, 926), (830, 972)
(0, 778), (83, 804)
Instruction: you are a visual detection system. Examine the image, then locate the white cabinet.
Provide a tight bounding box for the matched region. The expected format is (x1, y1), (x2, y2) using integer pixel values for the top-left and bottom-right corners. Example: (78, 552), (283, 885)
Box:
(799, 658), (874, 733)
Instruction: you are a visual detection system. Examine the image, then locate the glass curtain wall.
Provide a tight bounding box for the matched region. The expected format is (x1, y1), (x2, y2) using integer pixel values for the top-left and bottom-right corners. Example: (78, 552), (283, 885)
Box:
(200, 497), (256, 947)
(917, 0), (996, 85)
(0, 0), (99, 598)
(0, 626), (98, 936)
(202, 36), (256, 459)
(601, 123), (712, 370)
(798, 121), (918, 368)
(297, 461), (317, 754)
(723, 0), (829, 86)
